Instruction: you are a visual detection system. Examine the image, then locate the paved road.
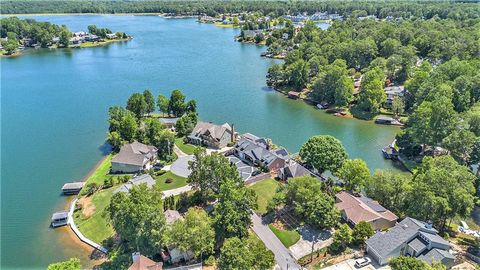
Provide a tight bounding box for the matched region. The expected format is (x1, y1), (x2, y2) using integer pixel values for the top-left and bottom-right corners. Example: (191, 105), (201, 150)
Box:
(161, 185), (193, 199)
(251, 213), (302, 270)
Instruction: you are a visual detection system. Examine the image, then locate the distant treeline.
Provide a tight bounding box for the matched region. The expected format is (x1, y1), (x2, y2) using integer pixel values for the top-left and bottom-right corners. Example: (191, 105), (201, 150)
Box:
(2, 0), (479, 19)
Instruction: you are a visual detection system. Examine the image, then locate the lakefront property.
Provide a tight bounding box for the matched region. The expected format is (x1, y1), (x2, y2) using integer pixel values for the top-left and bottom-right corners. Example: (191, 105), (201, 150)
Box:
(2, 1), (480, 270)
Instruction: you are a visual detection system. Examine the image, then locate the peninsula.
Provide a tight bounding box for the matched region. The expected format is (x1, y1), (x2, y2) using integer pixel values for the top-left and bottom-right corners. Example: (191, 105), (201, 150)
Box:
(0, 17), (131, 56)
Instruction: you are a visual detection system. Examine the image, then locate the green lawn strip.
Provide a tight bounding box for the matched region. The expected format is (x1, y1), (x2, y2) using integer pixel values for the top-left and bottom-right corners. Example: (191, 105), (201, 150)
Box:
(174, 137), (197, 155)
(74, 188), (115, 244)
(248, 178), (279, 215)
(268, 224), (300, 248)
(155, 171), (188, 191)
(80, 155), (113, 195)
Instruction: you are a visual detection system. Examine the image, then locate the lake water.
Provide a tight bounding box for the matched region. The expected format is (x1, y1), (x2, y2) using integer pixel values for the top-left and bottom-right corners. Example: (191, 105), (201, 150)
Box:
(1, 15), (401, 269)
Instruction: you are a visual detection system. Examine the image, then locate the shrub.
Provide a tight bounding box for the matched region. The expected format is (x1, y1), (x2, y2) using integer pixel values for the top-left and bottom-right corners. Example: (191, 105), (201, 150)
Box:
(165, 178), (173, 184)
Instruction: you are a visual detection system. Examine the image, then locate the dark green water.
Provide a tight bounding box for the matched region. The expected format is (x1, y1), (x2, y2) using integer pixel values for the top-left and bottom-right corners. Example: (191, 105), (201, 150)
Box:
(1, 15), (401, 269)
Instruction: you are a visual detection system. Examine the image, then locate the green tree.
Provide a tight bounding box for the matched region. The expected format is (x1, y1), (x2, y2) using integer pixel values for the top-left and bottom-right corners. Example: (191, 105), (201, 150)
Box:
(391, 96), (405, 118)
(164, 208), (215, 258)
(214, 178), (257, 242)
(119, 110), (138, 142)
(143, 89), (156, 114)
(175, 112), (198, 136)
(287, 59), (308, 90)
(169, 89), (186, 117)
(126, 92), (147, 119)
(107, 131), (124, 152)
(330, 224), (352, 253)
(357, 67), (386, 114)
(407, 155), (476, 232)
(352, 221), (374, 246)
(365, 170), (412, 216)
(337, 159), (370, 192)
(285, 176), (339, 229)
(157, 94), (170, 116)
(58, 27), (71, 47)
(108, 184), (166, 256)
(4, 32), (19, 55)
(389, 256), (429, 270)
(47, 258), (81, 270)
(188, 150), (242, 201)
(218, 236), (274, 270)
(299, 135), (348, 173)
(442, 126), (476, 164)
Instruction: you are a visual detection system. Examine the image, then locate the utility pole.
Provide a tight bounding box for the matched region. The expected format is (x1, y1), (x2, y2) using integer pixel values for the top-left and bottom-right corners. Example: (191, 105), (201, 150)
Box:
(310, 235), (316, 263)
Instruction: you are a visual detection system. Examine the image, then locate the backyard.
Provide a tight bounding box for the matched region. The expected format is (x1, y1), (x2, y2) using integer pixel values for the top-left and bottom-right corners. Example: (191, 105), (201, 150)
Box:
(73, 187), (115, 244)
(80, 155), (112, 195)
(248, 178), (279, 215)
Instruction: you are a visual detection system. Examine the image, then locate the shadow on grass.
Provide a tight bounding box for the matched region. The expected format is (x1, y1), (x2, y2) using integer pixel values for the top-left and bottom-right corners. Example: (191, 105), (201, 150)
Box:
(350, 106), (377, 120)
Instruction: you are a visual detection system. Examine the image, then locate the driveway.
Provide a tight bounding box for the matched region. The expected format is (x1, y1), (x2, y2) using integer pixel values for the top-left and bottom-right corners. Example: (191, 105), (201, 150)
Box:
(228, 156), (257, 181)
(321, 258), (391, 270)
(289, 226), (333, 259)
(251, 213), (302, 270)
(170, 155), (194, 178)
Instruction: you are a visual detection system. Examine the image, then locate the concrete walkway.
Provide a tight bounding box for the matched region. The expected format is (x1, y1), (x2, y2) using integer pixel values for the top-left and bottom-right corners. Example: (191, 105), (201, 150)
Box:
(68, 198), (108, 253)
(162, 185), (193, 198)
(251, 213), (302, 270)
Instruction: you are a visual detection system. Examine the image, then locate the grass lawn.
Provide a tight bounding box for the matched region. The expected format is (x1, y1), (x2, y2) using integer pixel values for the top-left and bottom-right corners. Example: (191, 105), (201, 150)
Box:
(268, 224), (300, 248)
(175, 137), (197, 155)
(74, 188), (115, 244)
(155, 171), (188, 191)
(248, 178), (279, 215)
(80, 155), (113, 195)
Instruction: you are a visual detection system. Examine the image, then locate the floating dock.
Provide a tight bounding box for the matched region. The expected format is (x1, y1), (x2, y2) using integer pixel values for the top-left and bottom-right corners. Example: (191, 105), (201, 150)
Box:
(51, 211), (69, 228)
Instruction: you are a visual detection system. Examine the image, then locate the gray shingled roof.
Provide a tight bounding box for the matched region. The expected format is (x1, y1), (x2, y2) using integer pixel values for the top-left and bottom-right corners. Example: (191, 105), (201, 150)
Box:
(366, 217), (427, 258)
(115, 174), (155, 193)
(51, 211), (69, 220)
(190, 121), (232, 142)
(408, 238), (428, 254)
(112, 141), (157, 166)
(418, 248), (455, 265)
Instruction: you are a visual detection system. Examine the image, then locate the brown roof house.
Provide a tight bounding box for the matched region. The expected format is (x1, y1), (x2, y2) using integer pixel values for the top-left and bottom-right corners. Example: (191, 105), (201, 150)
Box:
(128, 252), (163, 270)
(161, 210), (194, 264)
(335, 191), (398, 231)
(111, 141), (158, 173)
(187, 121), (236, 149)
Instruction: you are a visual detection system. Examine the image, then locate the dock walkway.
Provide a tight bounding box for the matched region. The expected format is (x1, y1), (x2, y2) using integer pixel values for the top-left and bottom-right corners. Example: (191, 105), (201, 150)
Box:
(67, 198), (108, 253)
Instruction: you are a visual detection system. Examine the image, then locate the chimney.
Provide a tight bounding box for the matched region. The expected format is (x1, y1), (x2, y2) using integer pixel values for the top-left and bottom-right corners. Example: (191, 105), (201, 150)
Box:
(132, 251), (141, 263)
(425, 220), (433, 229)
(230, 123), (235, 143)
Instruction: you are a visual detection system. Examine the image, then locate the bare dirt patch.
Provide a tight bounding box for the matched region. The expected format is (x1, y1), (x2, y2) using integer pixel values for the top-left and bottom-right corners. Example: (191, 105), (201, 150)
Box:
(78, 196), (96, 218)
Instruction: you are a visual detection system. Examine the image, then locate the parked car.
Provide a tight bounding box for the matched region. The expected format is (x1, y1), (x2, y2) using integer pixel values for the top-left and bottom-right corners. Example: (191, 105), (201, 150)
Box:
(153, 162), (164, 170)
(252, 170), (261, 176)
(354, 257), (371, 268)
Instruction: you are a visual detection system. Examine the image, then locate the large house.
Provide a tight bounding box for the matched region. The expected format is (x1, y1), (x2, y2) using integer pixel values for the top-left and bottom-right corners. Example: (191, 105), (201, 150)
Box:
(128, 252), (163, 270)
(161, 210), (194, 264)
(366, 217), (455, 268)
(335, 191), (398, 231)
(111, 141), (158, 173)
(234, 133), (289, 171)
(115, 174), (156, 193)
(187, 121), (235, 149)
(278, 161), (313, 181)
(384, 85), (405, 107)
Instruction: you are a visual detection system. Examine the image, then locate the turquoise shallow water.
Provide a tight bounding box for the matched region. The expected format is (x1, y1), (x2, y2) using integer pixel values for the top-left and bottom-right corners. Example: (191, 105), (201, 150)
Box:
(1, 16), (401, 269)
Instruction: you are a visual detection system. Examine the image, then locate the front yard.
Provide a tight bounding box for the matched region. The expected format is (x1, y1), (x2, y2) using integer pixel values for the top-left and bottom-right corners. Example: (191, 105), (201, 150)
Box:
(268, 224), (300, 248)
(154, 171), (188, 191)
(248, 178), (279, 215)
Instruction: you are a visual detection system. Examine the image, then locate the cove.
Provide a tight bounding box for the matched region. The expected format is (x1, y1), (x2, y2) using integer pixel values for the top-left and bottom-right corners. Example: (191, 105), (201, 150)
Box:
(1, 15), (402, 269)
